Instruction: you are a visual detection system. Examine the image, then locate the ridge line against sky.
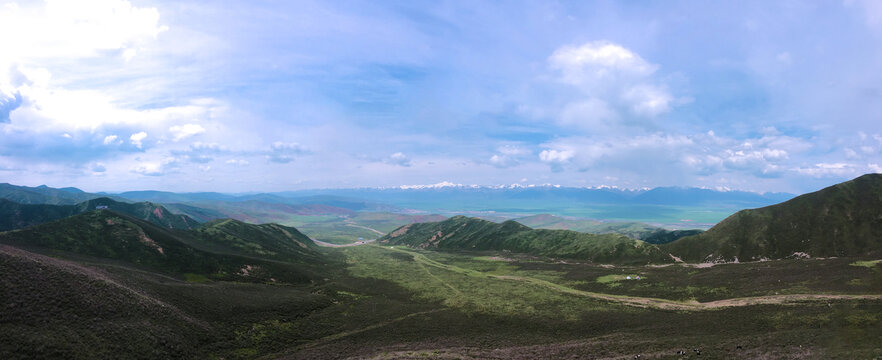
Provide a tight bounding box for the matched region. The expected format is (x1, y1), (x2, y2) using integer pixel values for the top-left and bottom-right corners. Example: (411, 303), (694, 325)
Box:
(1, 0), (881, 193)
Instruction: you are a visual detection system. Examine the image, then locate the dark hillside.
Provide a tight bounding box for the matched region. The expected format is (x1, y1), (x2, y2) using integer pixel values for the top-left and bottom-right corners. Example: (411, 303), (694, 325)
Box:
(190, 218), (322, 262)
(665, 173), (882, 262)
(0, 244), (209, 359)
(0, 197), (198, 232)
(381, 216), (670, 264)
(0, 211), (319, 283)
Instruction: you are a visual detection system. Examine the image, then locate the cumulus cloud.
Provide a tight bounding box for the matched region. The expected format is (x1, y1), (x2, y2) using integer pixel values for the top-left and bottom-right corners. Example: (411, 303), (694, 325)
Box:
(132, 157), (178, 176)
(169, 123), (205, 141)
(103, 135), (120, 145)
(0, 88), (22, 123)
(548, 41), (682, 131)
(621, 85), (674, 117)
(385, 152), (412, 167)
(549, 41), (657, 86)
(0, 0), (166, 61)
(91, 162), (106, 173)
(268, 142), (307, 163)
(488, 145), (530, 168)
(129, 131), (147, 148)
(539, 149), (575, 163)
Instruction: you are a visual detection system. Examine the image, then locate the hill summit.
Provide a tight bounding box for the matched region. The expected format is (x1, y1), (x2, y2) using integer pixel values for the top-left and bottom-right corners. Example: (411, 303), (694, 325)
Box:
(665, 173), (882, 262)
(381, 215), (670, 264)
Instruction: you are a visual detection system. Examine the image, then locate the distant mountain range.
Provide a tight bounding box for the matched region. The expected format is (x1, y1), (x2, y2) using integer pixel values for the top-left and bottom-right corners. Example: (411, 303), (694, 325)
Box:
(281, 185), (794, 209)
(1, 182), (797, 226)
(0, 183), (126, 205)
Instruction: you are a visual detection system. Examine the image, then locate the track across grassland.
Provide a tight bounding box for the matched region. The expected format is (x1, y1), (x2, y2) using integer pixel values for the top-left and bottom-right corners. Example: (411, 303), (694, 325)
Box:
(381, 245), (882, 311)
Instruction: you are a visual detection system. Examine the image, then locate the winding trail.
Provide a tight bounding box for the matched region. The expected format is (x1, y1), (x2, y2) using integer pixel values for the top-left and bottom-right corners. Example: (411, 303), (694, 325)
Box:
(381, 245), (882, 311)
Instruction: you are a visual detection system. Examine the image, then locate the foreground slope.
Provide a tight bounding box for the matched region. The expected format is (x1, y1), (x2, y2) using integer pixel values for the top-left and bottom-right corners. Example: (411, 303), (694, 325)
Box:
(381, 216), (670, 264)
(0, 244), (209, 359)
(665, 173), (882, 262)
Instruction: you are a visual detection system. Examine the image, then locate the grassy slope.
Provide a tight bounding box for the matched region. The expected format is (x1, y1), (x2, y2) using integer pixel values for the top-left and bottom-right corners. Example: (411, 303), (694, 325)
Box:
(189, 218), (322, 262)
(0, 210), (319, 284)
(515, 213), (703, 244)
(665, 173), (882, 262)
(0, 245), (210, 359)
(0, 197), (199, 232)
(76, 197), (199, 230)
(381, 216), (671, 264)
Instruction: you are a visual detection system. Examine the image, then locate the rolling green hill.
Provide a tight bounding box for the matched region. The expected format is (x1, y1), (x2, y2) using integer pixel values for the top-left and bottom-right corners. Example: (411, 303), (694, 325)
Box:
(665, 173), (882, 262)
(514, 213), (702, 243)
(0, 197), (198, 232)
(190, 218), (322, 262)
(0, 210), (321, 284)
(380, 215), (671, 264)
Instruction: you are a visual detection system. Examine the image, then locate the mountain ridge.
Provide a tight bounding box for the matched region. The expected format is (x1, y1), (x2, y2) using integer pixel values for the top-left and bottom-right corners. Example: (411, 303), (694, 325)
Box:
(664, 173), (882, 262)
(380, 215), (671, 264)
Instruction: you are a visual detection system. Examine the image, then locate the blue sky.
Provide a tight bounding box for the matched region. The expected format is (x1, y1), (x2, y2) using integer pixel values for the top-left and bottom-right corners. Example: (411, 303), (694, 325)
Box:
(1, 0), (881, 193)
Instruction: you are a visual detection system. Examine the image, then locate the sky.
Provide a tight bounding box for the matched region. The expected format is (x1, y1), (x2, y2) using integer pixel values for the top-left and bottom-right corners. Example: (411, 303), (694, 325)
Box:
(1, 0), (882, 193)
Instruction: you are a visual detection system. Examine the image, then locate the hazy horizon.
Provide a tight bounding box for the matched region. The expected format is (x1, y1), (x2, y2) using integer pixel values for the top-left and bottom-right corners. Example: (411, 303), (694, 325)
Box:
(2, 1), (882, 193)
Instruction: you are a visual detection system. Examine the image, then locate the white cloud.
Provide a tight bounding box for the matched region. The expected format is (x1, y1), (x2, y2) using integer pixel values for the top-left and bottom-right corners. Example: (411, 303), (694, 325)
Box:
(130, 131), (147, 148)
(548, 40), (681, 129)
(621, 85), (673, 117)
(0, 0), (166, 61)
(103, 135), (119, 145)
(385, 152), (411, 167)
(132, 156), (178, 176)
(91, 162), (106, 173)
(169, 123), (205, 141)
(488, 145), (530, 168)
(549, 41), (657, 86)
(539, 149), (575, 163)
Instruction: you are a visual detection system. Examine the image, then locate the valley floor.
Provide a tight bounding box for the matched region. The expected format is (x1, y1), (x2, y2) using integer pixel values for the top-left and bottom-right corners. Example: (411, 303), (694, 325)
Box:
(3, 243), (882, 359)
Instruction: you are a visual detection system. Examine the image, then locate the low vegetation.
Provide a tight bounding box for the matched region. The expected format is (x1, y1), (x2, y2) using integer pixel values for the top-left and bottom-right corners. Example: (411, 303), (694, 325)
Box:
(665, 173), (882, 262)
(381, 215), (671, 264)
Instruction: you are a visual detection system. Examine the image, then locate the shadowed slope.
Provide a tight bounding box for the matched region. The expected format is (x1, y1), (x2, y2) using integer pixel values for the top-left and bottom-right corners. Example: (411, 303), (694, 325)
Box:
(665, 173), (882, 262)
(0, 210), (320, 283)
